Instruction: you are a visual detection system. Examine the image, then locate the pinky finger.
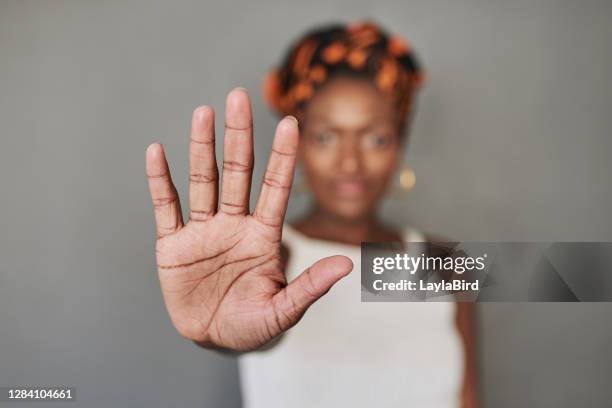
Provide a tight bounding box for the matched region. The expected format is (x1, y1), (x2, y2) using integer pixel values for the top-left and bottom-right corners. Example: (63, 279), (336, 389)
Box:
(146, 143), (184, 238)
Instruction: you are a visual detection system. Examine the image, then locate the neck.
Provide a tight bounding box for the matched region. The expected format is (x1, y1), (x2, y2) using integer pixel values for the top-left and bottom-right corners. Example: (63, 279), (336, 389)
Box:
(292, 206), (388, 246)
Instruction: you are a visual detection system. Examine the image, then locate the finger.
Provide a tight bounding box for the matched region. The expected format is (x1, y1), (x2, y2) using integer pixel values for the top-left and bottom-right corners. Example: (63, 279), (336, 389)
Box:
(146, 143), (184, 238)
(253, 116), (299, 228)
(189, 106), (218, 222)
(270, 256), (353, 331)
(219, 88), (253, 215)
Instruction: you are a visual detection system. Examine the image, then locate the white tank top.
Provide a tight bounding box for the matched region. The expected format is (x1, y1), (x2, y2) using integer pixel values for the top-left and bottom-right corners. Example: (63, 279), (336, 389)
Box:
(239, 224), (464, 408)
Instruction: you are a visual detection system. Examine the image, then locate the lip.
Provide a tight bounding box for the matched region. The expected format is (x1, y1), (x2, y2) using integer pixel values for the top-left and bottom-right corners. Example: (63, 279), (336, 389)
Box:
(331, 179), (368, 198)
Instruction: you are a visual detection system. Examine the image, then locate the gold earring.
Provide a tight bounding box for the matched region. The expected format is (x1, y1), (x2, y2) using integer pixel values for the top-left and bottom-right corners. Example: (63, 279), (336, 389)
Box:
(399, 167), (416, 191)
(391, 166), (416, 198)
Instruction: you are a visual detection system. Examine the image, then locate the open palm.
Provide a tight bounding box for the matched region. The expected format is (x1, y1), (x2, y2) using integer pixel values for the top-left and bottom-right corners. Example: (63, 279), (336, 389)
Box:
(146, 88), (352, 351)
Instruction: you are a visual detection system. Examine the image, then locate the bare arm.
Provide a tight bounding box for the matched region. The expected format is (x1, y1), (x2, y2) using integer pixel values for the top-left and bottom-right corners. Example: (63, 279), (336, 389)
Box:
(456, 302), (479, 408)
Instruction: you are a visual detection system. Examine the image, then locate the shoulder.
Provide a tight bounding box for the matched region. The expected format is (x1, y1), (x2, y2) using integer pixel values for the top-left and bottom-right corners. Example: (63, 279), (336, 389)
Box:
(422, 231), (454, 243)
(401, 225), (453, 243)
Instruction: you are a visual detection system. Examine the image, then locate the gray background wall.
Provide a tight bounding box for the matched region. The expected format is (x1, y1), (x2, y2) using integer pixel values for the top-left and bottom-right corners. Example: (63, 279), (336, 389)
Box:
(1, 0), (611, 407)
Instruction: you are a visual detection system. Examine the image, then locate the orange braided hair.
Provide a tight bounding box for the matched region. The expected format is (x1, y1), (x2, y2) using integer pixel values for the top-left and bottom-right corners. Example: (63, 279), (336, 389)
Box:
(263, 21), (425, 130)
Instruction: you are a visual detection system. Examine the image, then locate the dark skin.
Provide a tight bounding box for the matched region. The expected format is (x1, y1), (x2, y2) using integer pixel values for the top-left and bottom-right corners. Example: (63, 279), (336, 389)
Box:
(292, 77), (403, 243)
(146, 89), (353, 352)
(145, 80), (477, 407)
(290, 77), (478, 408)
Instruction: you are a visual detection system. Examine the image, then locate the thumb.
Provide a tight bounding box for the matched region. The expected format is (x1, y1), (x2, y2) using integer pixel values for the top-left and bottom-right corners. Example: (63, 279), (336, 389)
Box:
(270, 255), (353, 332)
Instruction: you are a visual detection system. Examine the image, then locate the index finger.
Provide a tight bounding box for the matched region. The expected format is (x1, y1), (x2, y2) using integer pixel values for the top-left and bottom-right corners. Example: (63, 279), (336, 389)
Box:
(253, 116), (299, 228)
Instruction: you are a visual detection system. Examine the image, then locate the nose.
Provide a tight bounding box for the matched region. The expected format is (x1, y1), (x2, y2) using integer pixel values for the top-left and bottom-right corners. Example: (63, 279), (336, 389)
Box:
(338, 136), (360, 174)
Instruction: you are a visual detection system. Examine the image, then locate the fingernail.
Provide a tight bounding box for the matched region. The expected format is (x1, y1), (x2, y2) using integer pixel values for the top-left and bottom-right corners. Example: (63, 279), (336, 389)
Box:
(233, 86), (248, 93)
(286, 115), (298, 125)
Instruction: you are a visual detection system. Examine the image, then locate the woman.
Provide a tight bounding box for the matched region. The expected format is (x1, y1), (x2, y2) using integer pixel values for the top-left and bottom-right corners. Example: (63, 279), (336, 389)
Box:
(145, 21), (477, 408)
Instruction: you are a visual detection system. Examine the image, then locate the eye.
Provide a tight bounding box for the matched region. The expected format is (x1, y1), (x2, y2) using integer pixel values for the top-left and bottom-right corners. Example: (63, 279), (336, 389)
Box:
(311, 131), (337, 146)
(362, 132), (393, 149)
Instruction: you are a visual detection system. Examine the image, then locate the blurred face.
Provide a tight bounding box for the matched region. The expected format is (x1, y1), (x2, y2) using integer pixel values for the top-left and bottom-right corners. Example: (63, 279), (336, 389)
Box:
(299, 76), (406, 221)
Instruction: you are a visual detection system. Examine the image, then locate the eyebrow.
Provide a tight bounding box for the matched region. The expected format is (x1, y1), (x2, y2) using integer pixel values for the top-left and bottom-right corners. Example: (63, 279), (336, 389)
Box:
(304, 115), (397, 132)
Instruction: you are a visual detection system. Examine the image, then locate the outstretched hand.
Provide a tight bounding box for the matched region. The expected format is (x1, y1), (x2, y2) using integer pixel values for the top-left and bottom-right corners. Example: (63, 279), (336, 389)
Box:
(146, 88), (352, 351)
